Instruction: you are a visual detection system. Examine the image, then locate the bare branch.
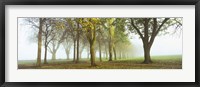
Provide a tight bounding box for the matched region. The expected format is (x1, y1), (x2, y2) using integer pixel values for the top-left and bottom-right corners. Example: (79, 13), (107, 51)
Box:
(130, 18), (144, 39)
(47, 46), (53, 53)
(155, 18), (170, 36)
(148, 18), (157, 47)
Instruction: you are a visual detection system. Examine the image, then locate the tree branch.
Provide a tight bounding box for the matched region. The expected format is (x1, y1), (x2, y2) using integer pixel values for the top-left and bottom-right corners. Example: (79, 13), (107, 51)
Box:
(155, 18), (170, 36)
(144, 18), (150, 43)
(148, 18), (157, 48)
(130, 18), (144, 39)
(47, 46), (53, 53)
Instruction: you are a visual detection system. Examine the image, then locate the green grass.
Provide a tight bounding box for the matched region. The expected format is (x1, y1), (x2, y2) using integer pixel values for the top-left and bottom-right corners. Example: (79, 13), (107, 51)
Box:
(18, 55), (182, 69)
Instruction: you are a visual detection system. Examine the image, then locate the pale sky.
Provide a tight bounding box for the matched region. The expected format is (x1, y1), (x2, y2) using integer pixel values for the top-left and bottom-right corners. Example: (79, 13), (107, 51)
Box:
(18, 18), (182, 60)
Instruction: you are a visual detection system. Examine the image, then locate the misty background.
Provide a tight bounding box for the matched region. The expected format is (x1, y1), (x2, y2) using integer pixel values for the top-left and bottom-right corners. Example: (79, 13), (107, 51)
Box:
(18, 18), (182, 60)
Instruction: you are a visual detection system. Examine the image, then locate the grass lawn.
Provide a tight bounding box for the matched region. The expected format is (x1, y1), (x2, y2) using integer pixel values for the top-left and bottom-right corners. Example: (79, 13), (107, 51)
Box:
(18, 55), (182, 69)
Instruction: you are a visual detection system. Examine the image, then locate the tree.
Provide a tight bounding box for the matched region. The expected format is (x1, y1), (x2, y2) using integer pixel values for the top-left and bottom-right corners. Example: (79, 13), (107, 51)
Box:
(23, 18), (42, 66)
(65, 18), (78, 62)
(47, 18), (69, 60)
(62, 37), (73, 60)
(79, 34), (88, 59)
(76, 20), (80, 63)
(36, 18), (46, 66)
(79, 18), (100, 66)
(129, 18), (182, 64)
(48, 35), (60, 60)
(99, 18), (109, 60)
(101, 18), (115, 61)
(112, 18), (128, 60)
(96, 25), (104, 62)
(42, 18), (56, 64)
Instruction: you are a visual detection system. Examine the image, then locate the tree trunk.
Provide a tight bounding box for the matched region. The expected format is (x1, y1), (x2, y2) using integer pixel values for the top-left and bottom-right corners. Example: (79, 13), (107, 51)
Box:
(109, 40), (113, 61)
(142, 19), (152, 64)
(87, 49), (90, 59)
(79, 52), (82, 59)
(36, 18), (43, 67)
(119, 51), (122, 59)
(52, 51), (56, 60)
(44, 45), (48, 64)
(90, 43), (96, 66)
(76, 31), (79, 63)
(67, 52), (70, 60)
(98, 40), (102, 62)
(113, 46), (117, 60)
(73, 39), (76, 62)
(79, 45), (85, 59)
(105, 45), (108, 59)
(143, 43), (152, 64)
(65, 50), (70, 60)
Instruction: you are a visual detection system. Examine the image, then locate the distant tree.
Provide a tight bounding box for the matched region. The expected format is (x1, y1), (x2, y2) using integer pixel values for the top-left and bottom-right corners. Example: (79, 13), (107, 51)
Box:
(96, 25), (104, 62)
(113, 18), (128, 60)
(47, 18), (69, 60)
(79, 34), (88, 59)
(65, 18), (78, 62)
(62, 36), (73, 60)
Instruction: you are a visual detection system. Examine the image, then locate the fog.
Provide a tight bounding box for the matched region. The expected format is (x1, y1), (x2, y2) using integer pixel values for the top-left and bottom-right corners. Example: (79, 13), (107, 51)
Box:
(18, 18), (182, 60)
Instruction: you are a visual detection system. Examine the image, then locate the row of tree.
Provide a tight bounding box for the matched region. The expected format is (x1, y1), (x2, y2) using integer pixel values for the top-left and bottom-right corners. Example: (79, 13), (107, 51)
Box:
(25, 18), (182, 66)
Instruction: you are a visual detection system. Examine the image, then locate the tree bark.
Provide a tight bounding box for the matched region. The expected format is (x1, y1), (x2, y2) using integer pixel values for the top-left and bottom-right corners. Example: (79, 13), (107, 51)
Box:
(44, 45), (48, 64)
(36, 18), (43, 67)
(113, 46), (117, 60)
(73, 39), (76, 62)
(76, 30), (80, 63)
(143, 43), (152, 64)
(90, 42), (96, 66)
(109, 39), (113, 61)
(142, 18), (152, 64)
(44, 33), (48, 64)
(98, 40), (102, 62)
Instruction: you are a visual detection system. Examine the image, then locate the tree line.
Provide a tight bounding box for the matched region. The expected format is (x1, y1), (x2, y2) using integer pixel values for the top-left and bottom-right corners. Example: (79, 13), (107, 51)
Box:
(24, 18), (182, 67)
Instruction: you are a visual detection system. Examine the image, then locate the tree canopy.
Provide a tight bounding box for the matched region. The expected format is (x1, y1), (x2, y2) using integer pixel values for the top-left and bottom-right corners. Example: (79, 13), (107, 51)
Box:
(22, 17), (182, 66)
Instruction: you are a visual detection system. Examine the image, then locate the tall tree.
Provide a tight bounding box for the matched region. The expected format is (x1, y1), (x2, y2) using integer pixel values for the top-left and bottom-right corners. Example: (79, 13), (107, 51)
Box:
(97, 26), (103, 62)
(107, 18), (115, 61)
(130, 18), (182, 64)
(79, 35), (88, 59)
(65, 18), (77, 62)
(113, 18), (128, 60)
(79, 18), (100, 66)
(48, 18), (69, 60)
(62, 37), (73, 60)
(76, 20), (80, 63)
(42, 18), (56, 64)
(36, 18), (45, 66)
